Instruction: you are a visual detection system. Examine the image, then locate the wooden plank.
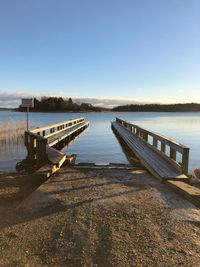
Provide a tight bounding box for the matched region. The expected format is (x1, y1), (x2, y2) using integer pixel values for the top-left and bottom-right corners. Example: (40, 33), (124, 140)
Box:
(166, 180), (200, 208)
(46, 146), (66, 168)
(35, 163), (63, 177)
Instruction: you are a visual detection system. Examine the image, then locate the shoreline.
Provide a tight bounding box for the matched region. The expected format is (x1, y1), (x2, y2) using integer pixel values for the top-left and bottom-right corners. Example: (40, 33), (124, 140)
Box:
(11, 110), (200, 113)
(0, 165), (200, 266)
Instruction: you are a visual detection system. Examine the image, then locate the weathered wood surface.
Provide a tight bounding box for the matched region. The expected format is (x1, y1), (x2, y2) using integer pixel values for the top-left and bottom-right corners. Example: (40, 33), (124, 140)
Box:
(46, 146), (66, 168)
(25, 118), (89, 171)
(31, 117), (85, 135)
(112, 120), (189, 181)
(166, 180), (200, 208)
(115, 118), (189, 175)
(48, 121), (89, 147)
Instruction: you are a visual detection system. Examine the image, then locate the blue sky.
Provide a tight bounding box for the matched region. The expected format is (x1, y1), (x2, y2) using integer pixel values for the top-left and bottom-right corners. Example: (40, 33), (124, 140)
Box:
(0, 0), (200, 107)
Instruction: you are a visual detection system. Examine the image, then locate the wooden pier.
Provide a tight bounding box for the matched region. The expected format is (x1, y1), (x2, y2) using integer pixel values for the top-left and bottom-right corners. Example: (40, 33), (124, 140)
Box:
(2, 116), (199, 267)
(24, 117), (89, 172)
(112, 118), (190, 181)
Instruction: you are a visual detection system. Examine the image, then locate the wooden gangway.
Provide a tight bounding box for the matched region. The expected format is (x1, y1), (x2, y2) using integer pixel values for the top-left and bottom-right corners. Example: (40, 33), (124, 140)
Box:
(112, 118), (189, 181)
(25, 117), (89, 171)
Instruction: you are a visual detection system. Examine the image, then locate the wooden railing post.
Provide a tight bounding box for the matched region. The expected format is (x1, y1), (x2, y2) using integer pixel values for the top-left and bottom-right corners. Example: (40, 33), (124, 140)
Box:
(170, 148), (176, 161)
(182, 148), (189, 175)
(161, 143), (166, 154)
(153, 138), (158, 148)
(143, 133), (148, 142)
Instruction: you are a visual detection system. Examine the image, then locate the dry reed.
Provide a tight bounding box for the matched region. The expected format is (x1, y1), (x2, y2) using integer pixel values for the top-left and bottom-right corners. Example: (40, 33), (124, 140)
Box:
(0, 120), (35, 142)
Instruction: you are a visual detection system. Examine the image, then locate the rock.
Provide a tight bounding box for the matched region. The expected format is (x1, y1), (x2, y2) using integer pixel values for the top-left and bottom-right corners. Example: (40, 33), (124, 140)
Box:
(64, 154), (77, 165)
(194, 169), (200, 180)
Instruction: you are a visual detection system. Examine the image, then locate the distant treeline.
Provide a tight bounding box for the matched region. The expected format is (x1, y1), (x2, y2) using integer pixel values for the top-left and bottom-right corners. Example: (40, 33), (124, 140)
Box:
(112, 103), (200, 112)
(18, 97), (106, 112)
(0, 108), (14, 111)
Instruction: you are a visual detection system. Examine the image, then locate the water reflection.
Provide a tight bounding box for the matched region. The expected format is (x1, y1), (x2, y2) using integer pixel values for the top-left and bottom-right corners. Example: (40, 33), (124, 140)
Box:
(0, 135), (26, 171)
(0, 119), (36, 171)
(0, 111), (199, 173)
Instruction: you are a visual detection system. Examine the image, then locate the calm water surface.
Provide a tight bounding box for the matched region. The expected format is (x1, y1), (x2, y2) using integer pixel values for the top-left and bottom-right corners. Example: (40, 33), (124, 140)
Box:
(0, 110), (199, 173)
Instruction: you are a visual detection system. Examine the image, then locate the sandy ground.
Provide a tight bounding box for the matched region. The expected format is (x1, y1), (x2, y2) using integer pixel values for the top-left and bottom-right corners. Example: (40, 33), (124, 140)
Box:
(0, 166), (200, 267)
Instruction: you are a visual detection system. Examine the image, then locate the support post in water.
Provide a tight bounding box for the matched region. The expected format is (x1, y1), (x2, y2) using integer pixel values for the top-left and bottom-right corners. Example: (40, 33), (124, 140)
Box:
(27, 106), (29, 131)
(21, 98), (34, 131)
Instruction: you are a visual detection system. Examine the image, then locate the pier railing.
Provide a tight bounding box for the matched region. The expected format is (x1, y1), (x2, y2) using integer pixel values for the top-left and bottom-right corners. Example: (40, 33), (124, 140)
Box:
(25, 118), (86, 163)
(116, 118), (189, 175)
(31, 117), (85, 137)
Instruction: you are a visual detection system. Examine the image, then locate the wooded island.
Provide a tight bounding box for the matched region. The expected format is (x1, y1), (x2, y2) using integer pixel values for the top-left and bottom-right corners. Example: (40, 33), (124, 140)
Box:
(18, 97), (106, 112)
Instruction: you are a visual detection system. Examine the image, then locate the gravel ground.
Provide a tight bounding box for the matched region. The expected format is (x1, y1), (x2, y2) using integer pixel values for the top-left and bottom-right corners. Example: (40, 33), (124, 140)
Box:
(0, 166), (200, 267)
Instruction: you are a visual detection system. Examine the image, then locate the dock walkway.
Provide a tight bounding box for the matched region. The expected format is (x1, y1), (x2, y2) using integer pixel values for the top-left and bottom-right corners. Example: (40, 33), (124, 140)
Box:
(47, 121), (87, 147)
(24, 117), (89, 172)
(112, 118), (189, 181)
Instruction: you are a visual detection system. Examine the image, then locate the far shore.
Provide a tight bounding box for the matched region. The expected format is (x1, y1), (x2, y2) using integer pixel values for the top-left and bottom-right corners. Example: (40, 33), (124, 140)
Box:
(13, 109), (200, 113)
(1, 101), (200, 113)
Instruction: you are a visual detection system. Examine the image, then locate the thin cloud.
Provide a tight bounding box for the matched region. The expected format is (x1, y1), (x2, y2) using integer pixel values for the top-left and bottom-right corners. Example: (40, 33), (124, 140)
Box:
(75, 97), (142, 108)
(0, 91), (157, 108)
(0, 92), (36, 108)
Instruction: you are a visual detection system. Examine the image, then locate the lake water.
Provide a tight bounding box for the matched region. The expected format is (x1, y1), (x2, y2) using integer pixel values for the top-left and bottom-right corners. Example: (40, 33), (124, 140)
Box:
(0, 110), (199, 173)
